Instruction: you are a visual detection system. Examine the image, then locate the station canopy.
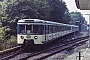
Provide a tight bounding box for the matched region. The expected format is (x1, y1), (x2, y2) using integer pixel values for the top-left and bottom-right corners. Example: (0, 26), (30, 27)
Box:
(75, 0), (90, 10)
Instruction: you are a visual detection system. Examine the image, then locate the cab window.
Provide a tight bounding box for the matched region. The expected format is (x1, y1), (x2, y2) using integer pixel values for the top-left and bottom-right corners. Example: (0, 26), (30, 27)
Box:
(26, 25), (32, 34)
(20, 25), (25, 34)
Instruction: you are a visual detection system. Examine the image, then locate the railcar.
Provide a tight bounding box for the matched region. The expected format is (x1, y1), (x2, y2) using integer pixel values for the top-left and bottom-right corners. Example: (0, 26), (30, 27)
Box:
(17, 19), (79, 45)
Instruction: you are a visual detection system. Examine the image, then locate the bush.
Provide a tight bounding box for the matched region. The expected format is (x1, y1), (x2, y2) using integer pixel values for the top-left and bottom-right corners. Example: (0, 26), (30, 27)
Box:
(0, 35), (17, 51)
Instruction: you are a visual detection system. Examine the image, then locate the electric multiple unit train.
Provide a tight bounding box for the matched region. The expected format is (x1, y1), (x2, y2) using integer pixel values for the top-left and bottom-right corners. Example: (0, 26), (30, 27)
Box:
(17, 19), (79, 45)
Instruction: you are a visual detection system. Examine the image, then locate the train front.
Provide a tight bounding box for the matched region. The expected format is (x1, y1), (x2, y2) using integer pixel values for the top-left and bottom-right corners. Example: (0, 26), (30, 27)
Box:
(17, 19), (44, 45)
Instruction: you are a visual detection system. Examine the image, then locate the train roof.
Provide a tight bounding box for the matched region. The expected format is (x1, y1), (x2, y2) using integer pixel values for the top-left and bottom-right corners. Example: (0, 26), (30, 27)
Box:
(18, 19), (78, 27)
(18, 19), (44, 22)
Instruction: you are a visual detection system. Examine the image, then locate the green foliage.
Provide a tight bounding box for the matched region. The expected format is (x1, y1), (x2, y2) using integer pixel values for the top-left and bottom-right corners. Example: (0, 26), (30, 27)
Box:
(0, 35), (17, 51)
(62, 9), (71, 24)
(0, 27), (5, 41)
(47, 0), (70, 23)
(6, 0), (50, 20)
(69, 12), (86, 25)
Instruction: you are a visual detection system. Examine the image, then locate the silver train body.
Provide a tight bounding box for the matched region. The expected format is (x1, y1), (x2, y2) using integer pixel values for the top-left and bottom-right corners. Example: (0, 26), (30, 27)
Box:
(17, 19), (79, 45)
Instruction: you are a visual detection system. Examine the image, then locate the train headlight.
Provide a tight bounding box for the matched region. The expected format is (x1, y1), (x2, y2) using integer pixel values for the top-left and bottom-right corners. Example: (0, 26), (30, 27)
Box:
(21, 36), (24, 39)
(34, 36), (38, 39)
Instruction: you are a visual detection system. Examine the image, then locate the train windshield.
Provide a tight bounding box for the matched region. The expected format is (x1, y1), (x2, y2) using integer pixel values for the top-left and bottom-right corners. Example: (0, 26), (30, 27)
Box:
(19, 25), (44, 34)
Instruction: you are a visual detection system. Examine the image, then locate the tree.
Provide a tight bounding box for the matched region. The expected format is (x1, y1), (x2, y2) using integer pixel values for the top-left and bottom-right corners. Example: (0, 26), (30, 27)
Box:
(47, 0), (70, 23)
(0, 27), (6, 41)
(4, 0), (51, 36)
(69, 12), (85, 25)
(6, 0), (50, 20)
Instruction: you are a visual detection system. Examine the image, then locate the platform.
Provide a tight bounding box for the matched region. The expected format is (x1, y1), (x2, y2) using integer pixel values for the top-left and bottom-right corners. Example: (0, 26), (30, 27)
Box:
(64, 47), (90, 60)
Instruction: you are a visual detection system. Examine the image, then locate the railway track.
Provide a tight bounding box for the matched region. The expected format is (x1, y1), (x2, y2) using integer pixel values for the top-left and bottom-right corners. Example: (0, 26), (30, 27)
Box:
(24, 36), (88, 60)
(33, 39), (88, 60)
(6, 36), (88, 60)
(0, 36), (88, 60)
(0, 46), (23, 60)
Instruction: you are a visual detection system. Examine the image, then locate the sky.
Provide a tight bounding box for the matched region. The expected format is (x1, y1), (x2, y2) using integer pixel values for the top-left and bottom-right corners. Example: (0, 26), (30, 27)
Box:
(63, 0), (90, 24)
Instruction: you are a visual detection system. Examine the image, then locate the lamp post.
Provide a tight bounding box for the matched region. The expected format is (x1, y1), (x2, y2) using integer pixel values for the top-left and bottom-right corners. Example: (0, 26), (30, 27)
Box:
(85, 14), (90, 47)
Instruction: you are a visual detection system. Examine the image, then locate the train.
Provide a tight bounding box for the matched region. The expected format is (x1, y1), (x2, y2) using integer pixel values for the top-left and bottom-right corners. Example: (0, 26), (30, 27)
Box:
(17, 19), (79, 45)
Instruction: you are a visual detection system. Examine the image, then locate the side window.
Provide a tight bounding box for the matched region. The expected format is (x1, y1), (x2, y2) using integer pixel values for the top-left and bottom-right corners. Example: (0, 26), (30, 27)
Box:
(56, 26), (58, 32)
(46, 25), (49, 34)
(39, 25), (44, 34)
(53, 26), (55, 33)
(49, 25), (53, 33)
(33, 25), (44, 34)
(33, 25), (38, 34)
(59, 26), (62, 32)
(57, 26), (59, 32)
(62, 26), (64, 31)
(53, 25), (57, 33)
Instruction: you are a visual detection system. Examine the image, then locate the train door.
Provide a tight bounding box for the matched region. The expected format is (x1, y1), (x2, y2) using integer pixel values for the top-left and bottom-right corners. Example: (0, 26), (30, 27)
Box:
(48, 25), (53, 40)
(45, 25), (49, 41)
(33, 25), (44, 44)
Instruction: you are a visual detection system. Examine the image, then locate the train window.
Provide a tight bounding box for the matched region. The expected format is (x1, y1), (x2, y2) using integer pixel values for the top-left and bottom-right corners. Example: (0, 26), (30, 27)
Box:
(64, 26), (66, 31)
(55, 26), (57, 32)
(46, 25), (49, 34)
(18, 25), (44, 34)
(49, 25), (53, 34)
(26, 25), (32, 34)
(53, 26), (55, 33)
(39, 25), (44, 34)
(53, 26), (57, 33)
(33, 25), (38, 34)
(64, 26), (66, 30)
(69, 27), (71, 30)
(20, 25), (25, 34)
(59, 26), (62, 31)
(56, 26), (58, 32)
(33, 25), (44, 34)
(62, 26), (64, 31)
(57, 26), (59, 32)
